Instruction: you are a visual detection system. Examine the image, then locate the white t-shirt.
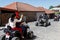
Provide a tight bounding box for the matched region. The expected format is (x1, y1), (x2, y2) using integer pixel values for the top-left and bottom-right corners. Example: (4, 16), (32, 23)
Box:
(5, 18), (22, 28)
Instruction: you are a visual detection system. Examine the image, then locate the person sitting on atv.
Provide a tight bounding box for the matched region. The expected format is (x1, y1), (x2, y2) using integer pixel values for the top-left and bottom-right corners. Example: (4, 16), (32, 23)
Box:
(43, 14), (49, 22)
(16, 20), (30, 37)
(16, 21), (26, 32)
(38, 15), (43, 21)
(54, 16), (59, 21)
(5, 14), (24, 38)
(38, 14), (45, 23)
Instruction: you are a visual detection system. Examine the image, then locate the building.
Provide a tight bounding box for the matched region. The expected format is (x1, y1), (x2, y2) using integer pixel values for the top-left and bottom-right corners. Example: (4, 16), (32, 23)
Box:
(50, 5), (60, 17)
(0, 2), (45, 26)
(37, 7), (55, 19)
(50, 5), (60, 12)
(0, 2), (54, 26)
(0, 7), (17, 26)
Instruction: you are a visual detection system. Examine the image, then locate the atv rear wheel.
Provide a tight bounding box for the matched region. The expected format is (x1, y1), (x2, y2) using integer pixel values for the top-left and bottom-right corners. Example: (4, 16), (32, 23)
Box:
(0, 35), (5, 40)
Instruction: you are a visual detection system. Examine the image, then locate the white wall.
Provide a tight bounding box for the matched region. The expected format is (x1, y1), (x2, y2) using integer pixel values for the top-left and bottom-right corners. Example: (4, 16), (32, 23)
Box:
(50, 8), (60, 12)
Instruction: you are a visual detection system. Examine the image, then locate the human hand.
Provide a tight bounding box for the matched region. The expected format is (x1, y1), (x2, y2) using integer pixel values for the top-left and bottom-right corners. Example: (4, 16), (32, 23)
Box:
(21, 14), (23, 18)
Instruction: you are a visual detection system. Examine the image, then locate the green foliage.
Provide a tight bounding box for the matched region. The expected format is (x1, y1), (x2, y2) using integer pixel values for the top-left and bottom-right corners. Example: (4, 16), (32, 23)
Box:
(49, 6), (54, 9)
(55, 12), (60, 14)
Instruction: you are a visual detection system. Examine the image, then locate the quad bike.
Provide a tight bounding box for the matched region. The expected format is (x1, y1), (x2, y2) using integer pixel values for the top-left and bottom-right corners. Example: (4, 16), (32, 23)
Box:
(54, 16), (59, 21)
(0, 25), (21, 40)
(0, 23), (34, 40)
(36, 18), (51, 27)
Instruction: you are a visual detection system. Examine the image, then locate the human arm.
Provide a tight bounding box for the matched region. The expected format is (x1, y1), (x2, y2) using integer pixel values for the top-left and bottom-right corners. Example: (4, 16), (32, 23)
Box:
(5, 18), (11, 28)
(15, 14), (23, 22)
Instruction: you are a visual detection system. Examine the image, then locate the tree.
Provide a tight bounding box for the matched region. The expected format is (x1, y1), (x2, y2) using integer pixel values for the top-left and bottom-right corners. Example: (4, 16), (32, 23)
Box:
(49, 6), (54, 9)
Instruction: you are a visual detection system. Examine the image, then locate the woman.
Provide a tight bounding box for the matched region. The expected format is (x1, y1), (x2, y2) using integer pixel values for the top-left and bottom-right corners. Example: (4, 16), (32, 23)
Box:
(5, 14), (24, 38)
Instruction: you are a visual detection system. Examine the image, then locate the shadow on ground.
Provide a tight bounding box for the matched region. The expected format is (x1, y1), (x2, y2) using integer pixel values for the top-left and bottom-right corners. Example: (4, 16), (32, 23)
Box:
(26, 35), (37, 40)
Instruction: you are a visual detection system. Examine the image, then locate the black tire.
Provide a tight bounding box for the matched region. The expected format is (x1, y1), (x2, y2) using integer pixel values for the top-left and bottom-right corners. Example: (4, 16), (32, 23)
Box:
(57, 19), (59, 21)
(0, 35), (5, 40)
(12, 37), (20, 40)
(49, 22), (51, 25)
(28, 31), (33, 38)
(36, 23), (38, 26)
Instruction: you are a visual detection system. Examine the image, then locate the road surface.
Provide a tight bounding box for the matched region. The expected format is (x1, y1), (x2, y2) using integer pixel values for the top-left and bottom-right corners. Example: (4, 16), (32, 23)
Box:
(0, 19), (60, 40)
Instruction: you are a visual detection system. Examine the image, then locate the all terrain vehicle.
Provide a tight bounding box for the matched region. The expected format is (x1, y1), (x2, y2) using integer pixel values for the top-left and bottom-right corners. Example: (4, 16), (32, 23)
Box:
(0, 22), (34, 40)
(36, 18), (51, 27)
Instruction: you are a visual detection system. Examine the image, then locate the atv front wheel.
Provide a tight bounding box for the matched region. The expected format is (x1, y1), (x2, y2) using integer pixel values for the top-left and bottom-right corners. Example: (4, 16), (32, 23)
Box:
(28, 31), (33, 38)
(12, 37), (20, 40)
(36, 23), (38, 26)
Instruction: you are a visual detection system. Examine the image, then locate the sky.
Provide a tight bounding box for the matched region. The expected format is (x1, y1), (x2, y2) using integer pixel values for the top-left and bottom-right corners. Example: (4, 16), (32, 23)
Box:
(0, 0), (60, 9)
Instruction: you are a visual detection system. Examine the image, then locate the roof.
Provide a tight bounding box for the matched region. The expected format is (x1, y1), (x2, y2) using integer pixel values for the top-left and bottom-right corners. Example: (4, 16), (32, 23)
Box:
(4, 2), (44, 12)
(36, 7), (45, 11)
(44, 8), (54, 14)
(37, 7), (54, 14)
(2, 2), (54, 14)
(0, 7), (17, 11)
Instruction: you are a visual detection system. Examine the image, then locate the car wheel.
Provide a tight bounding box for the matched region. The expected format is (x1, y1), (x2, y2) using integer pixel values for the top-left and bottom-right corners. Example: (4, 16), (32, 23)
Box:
(12, 37), (20, 40)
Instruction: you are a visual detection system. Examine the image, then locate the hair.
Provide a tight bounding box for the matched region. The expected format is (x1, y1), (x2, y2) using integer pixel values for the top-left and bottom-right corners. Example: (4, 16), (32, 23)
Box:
(11, 14), (16, 22)
(44, 13), (47, 15)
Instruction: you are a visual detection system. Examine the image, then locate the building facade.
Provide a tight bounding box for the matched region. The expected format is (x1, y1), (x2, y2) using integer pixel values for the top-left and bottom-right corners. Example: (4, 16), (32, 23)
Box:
(0, 2), (54, 26)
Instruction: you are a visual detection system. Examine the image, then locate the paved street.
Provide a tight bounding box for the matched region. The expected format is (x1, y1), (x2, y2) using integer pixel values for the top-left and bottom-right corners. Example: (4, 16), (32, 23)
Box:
(28, 19), (60, 40)
(0, 19), (60, 40)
